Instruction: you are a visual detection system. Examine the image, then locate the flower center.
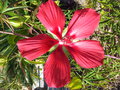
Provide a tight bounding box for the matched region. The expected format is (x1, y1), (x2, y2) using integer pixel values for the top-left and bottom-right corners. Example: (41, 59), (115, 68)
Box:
(59, 36), (72, 45)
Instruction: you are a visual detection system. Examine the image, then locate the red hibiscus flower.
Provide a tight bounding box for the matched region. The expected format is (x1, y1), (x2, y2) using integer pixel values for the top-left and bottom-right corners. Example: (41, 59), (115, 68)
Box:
(17, 0), (104, 88)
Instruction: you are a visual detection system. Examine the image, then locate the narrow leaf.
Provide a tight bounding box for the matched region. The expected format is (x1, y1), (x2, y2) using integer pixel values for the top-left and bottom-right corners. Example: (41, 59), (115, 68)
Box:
(2, 6), (29, 13)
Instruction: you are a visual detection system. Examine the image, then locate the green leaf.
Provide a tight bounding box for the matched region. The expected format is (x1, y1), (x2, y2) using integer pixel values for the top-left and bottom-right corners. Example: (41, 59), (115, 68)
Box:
(2, 45), (16, 57)
(48, 45), (58, 54)
(66, 77), (82, 90)
(24, 59), (45, 64)
(7, 16), (25, 28)
(118, 47), (120, 55)
(62, 27), (68, 37)
(84, 70), (96, 78)
(55, 0), (60, 5)
(2, 6), (29, 13)
(30, 0), (38, 5)
(0, 57), (7, 66)
(24, 15), (30, 22)
(7, 35), (16, 45)
(85, 78), (105, 82)
(117, 40), (120, 55)
(0, 0), (3, 13)
(1, 0), (8, 13)
(4, 11), (17, 16)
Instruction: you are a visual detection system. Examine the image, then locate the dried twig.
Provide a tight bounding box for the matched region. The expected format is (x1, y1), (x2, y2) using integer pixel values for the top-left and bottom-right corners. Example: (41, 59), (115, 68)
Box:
(0, 31), (29, 38)
(105, 55), (120, 60)
(24, 23), (39, 35)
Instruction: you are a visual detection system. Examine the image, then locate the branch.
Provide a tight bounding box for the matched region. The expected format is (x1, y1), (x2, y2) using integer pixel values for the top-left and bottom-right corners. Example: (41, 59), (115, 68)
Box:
(0, 31), (29, 38)
(105, 55), (120, 60)
(24, 23), (40, 35)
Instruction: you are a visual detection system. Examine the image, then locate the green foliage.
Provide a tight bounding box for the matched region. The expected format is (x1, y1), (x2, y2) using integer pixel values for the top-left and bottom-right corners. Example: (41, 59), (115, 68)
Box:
(66, 0), (120, 89)
(0, 0), (120, 89)
(0, 33), (36, 89)
(66, 77), (82, 89)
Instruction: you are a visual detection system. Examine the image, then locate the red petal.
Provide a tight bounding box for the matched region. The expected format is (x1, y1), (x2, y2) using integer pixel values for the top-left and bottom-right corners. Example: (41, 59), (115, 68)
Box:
(36, 0), (65, 39)
(44, 46), (70, 88)
(17, 34), (58, 60)
(66, 8), (100, 40)
(65, 40), (104, 68)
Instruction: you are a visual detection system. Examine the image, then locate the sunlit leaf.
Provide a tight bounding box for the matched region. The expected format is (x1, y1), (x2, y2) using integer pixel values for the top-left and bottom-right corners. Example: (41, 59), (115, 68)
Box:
(66, 77), (82, 90)
(55, 0), (60, 5)
(7, 16), (25, 28)
(0, 57), (7, 66)
(24, 59), (45, 64)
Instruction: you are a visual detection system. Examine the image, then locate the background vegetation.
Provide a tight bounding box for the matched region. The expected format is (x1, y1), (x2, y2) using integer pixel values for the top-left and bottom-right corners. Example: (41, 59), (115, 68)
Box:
(0, 0), (120, 89)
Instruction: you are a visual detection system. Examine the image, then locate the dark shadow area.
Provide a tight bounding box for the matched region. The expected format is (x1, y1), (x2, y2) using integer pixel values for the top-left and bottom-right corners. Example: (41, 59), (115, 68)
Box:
(34, 87), (48, 90)
(42, 0), (77, 9)
(59, 0), (76, 9)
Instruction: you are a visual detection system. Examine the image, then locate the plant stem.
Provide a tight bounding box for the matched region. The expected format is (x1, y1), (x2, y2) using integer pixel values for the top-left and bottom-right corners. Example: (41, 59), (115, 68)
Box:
(24, 23), (39, 35)
(0, 31), (29, 38)
(105, 55), (120, 59)
(3, 15), (15, 33)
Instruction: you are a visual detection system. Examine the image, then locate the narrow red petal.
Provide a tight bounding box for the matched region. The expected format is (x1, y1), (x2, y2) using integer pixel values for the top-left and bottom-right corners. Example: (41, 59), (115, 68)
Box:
(66, 8), (100, 40)
(65, 40), (104, 68)
(36, 0), (65, 39)
(44, 46), (70, 88)
(17, 34), (58, 60)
